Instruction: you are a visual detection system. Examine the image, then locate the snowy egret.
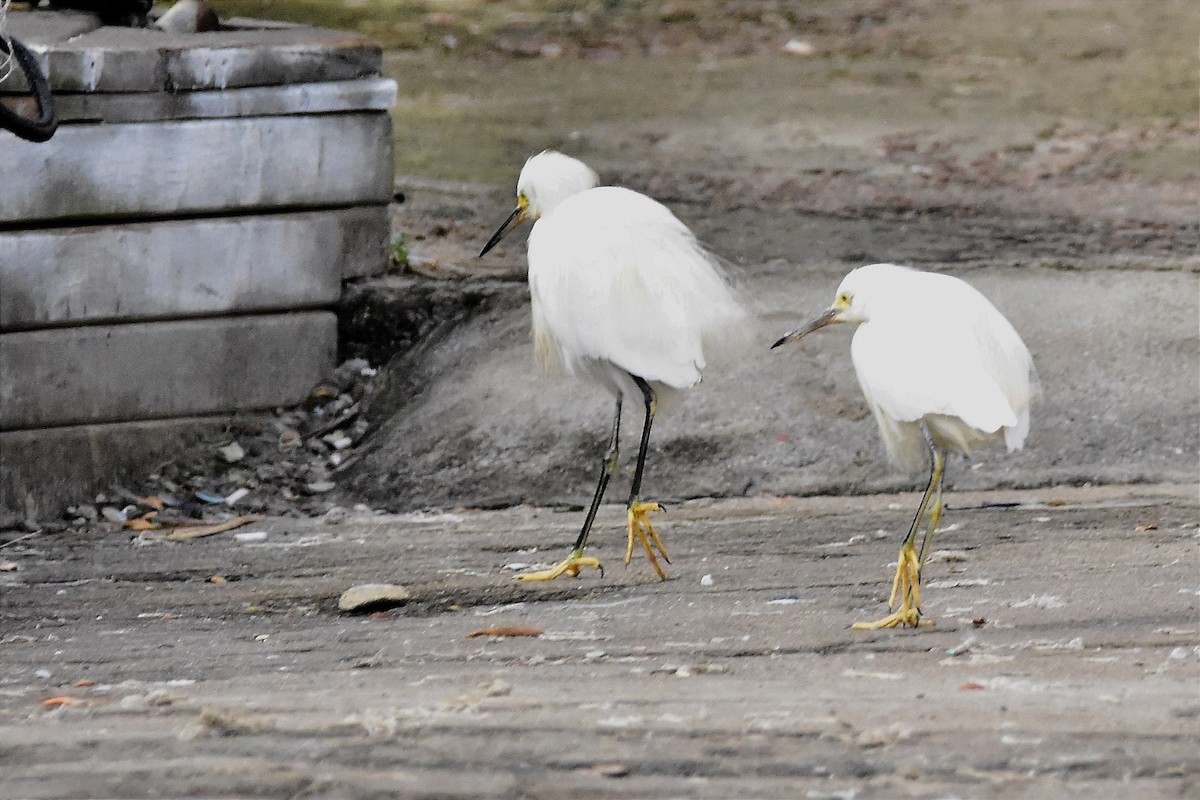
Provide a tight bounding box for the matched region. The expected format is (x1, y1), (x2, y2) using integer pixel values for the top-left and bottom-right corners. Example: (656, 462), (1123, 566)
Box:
(480, 150), (747, 581)
(772, 263), (1036, 628)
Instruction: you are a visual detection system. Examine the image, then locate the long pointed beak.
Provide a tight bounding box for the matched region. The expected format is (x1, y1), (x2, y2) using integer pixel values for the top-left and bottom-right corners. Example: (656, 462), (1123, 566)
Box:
(479, 205), (526, 257)
(771, 308), (840, 349)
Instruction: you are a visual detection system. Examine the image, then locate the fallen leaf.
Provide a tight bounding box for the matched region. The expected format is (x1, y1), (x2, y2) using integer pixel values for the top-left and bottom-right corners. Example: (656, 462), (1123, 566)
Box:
(972, 618), (989, 628)
(124, 514), (160, 531)
(207, 575), (227, 584)
(41, 696), (80, 707)
(368, 611), (391, 620)
(959, 682), (986, 691)
(1134, 523), (1158, 532)
(142, 496), (166, 510)
(466, 626), (544, 639)
(73, 679), (96, 688)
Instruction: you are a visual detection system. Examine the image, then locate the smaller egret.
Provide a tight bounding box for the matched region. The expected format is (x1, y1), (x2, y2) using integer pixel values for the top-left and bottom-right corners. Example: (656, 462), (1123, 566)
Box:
(480, 150), (747, 582)
(773, 263), (1036, 629)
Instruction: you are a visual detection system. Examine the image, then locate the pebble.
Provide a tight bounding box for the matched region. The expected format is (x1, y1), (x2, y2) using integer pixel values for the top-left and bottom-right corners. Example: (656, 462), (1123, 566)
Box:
(338, 583), (413, 613)
(305, 481), (336, 494)
(216, 442), (245, 464)
(100, 506), (127, 524)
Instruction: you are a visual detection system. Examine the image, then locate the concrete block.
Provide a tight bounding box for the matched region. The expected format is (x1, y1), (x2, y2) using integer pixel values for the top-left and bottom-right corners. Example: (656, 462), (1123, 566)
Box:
(0, 313), (336, 429)
(46, 77), (398, 125)
(0, 113), (393, 223)
(2, 11), (380, 93)
(1, 206), (388, 330)
(0, 417), (229, 519)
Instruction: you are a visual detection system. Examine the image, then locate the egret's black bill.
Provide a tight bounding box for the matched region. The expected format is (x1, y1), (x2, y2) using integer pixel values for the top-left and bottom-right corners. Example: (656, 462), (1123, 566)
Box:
(479, 206), (524, 257)
(771, 308), (839, 349)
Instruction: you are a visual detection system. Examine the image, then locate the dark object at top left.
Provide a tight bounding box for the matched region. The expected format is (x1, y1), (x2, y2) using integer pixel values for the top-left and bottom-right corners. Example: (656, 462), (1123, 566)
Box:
(29, 0), (154, 27)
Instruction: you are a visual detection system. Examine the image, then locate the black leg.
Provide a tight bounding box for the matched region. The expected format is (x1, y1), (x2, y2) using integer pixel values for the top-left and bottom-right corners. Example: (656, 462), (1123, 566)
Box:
(568, 396), (623, 554)
(625, 376), (656, 507)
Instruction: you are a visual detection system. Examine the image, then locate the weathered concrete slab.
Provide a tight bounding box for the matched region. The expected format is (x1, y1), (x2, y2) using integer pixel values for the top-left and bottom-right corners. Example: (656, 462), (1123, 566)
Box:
(0, 486), (1195, 798)
(0, 206), (387, 330)
(1, 11), (381, 94)
(44, 77), (397, 124)
(0, 416), (230, 520)
(0, 312), (336, 429)
(0, 113), (392, 223)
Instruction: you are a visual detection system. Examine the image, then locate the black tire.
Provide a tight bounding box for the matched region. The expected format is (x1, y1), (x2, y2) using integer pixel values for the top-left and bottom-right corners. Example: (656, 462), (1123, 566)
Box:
(0, 35), (59, 143)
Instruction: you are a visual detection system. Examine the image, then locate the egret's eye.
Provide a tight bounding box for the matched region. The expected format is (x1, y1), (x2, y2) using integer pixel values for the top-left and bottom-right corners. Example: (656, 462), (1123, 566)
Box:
(517, 192), (529, 208)
(835, 292), (852, 307)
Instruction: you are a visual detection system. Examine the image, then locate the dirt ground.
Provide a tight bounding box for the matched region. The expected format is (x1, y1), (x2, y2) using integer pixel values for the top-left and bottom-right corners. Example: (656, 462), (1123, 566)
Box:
(2, 1), (1198, 797)
(2, 485), (1197, 799)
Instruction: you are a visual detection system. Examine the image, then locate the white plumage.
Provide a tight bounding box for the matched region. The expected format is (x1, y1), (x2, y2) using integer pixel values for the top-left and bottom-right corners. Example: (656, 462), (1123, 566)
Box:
(480, 150), (746, 581)
(836, 264), (1035, 471)
(773, 262), (1036, 629)
(528, 185), (745, 395)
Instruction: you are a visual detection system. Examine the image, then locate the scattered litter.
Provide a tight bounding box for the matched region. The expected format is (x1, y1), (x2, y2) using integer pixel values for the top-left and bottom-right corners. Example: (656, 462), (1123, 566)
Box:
(841, 669), (905, 681)
(854, 722), (912, 748)
(233, 531), (268, 543)
(959, 682), (985, 691)
(700, 573), (714, 586)
(926, 577), (990, 589)
(41, 696), (80, 707)
(353, 650), (385, 669)
(945, 636), (976, 657)
(465, 626), (544, 639)
(782, 39), (815, 56)
(1134, 523), (1158, 532)
(338, 583), (413, 613)
(224, 488), (250, 506)
(0, 560), (17, 572)
(479, 679), (511, 697)
(1010, 594), (1065, 610)
(305, 481), (336, 494)
(972, 617), (989, 628)
(141, 515), (266, 542)
(73, 679), (95, 688)
(207, 575), (227, 584)
(194, 491), (225, 504)
(767, 595), (799, 605)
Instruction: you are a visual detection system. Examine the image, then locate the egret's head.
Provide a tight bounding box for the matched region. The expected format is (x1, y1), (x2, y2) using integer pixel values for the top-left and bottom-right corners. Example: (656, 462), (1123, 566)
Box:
(479, 151), (599, 257)
(770, 264), (898, 349)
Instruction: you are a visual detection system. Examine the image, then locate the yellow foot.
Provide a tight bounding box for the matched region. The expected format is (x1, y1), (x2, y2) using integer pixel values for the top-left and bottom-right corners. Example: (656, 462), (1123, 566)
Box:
(517, 550), (603, 582)
(851, 542), (934, 630)
(625, 500), (669, 580)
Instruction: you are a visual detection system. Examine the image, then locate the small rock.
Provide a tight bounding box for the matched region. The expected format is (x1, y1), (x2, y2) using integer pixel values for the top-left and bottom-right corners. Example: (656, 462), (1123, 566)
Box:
(67, 504), (99, 522)
(155, 0), (219, 33)
(322, 506), (348, 525)
(305, 481), (336, 495)
(224, 488), (250, 506)
(100, 506), (127, 524)
(338, 583), (412, 613)
(216, 442), (245, 463)
(700, 573), (715, 586)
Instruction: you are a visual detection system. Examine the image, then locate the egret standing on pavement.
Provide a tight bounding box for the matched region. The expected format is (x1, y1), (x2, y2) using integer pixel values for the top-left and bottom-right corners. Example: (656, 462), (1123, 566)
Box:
(772, 263), (1036, 628)
(480, 150), (748, 581)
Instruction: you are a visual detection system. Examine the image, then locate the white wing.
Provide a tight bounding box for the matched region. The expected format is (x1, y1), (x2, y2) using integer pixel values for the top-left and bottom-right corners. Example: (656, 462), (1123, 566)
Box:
(528, 186), (746, 390)
(850, 272), (1034, 450)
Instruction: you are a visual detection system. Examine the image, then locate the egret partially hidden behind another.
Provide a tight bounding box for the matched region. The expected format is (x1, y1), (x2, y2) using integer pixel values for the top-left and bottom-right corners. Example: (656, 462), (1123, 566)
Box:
(480, 151), (747, 581)
(773, 263), (1036, 629)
